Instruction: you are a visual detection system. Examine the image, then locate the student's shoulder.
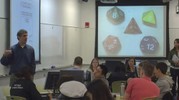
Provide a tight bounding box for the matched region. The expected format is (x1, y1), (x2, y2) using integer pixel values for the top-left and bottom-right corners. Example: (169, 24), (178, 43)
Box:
(11, 43), (19, 49)
(26, 44), (34, 49)
(128, 78), (141, 84)
(156, 79), (168, 86)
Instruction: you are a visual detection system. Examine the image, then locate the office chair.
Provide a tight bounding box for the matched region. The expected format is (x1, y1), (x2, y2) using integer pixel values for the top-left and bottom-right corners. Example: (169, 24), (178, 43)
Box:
(162, 91), (173, 100)
(59, 94), (85, 100)
(6, 96), (26, 100)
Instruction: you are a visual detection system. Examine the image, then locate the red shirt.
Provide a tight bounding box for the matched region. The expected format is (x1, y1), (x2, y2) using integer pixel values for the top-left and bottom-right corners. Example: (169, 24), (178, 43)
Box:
(125, 77), (160, 100)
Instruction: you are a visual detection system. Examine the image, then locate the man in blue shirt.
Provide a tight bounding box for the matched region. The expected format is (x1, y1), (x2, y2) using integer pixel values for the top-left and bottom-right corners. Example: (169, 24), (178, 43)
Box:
(1, 29), (36, 86)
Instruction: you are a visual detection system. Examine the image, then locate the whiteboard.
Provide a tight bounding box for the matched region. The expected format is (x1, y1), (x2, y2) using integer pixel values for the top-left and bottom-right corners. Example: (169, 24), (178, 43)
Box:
(41, 24), (63, 57)
(10, 0), (40, 62)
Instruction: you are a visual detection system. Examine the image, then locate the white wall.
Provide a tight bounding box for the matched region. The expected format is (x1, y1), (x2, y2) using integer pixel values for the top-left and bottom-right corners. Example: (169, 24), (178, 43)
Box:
(37, 0), (82, 71)
(0, 0), (9, 76)
(169, 0), (179, 28)
(80, 0), (96, 64)
(0, 0), (10, 99)
(169, 0), (179, 50)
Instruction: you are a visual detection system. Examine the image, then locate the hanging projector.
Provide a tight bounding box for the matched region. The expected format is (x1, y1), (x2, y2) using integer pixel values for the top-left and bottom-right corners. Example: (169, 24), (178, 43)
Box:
(100, 0), (118, 3)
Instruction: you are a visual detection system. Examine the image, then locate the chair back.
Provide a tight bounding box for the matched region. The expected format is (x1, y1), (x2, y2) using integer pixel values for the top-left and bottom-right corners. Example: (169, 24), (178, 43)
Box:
(143, 96), (158, 100)
(59, 94), (84, 100)
(6, 96), (26, 100)
(111, 80), (126, 94)
(162, 91), (173, 100)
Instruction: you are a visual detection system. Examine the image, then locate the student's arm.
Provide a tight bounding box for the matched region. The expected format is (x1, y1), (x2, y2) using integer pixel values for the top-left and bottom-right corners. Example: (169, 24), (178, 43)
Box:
(168, 50), (175, 66)
(124, 78), (133, 100)
(124, 92), (130, 100)
(31, 48), (36, 75)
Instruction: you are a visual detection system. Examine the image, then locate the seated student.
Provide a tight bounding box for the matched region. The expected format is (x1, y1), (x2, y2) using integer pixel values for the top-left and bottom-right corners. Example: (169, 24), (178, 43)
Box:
(70, 56), (83, 70)
(10, 66), (42, 100)
(154, 62), (173, 100)
(89, 57), (99, 72)
(86, 58), (99, 81)
(85, 79), (113, 100)
(125, 57), (138, 78)
(93, 64), (109, 87)
(124, 61), (160, 100)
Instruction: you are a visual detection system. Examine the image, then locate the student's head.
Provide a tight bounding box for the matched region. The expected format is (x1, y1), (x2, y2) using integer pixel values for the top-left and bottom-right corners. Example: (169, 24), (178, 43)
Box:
(138, 61), (154, 78)
(17, 29), (28, 44)
(15, 66), (33, 80)
(94, 64), (108, 78)
(90, 58), (99, 72)
(126, 57), (136, 66)
(86, 79), (113, 100)
(174, 39), (179, 49)
(73, 56), (83, 66)
(125, 57), (136, 72)
(154, 62), (168, 78)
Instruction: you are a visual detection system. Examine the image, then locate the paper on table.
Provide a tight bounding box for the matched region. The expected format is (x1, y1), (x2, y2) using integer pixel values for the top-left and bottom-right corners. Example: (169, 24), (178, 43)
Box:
(172, 54), (179, 62)
(171, 54), (179, 69)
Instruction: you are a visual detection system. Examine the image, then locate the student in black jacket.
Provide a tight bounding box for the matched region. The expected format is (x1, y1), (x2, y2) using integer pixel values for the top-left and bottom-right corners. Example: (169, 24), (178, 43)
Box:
(10, 66), (42, 100)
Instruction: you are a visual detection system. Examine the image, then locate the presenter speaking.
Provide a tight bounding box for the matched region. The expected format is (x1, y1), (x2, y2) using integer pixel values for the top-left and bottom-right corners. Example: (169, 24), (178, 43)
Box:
(168, 38), (179, 96)
(1, 29), (36, 86)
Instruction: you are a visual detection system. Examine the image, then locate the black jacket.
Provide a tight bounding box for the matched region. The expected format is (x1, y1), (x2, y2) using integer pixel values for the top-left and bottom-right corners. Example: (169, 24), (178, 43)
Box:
(10, 79), (42, 100)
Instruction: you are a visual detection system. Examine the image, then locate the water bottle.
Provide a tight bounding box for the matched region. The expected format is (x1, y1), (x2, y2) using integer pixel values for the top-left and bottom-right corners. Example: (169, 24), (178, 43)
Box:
(120, 82), (125, 96)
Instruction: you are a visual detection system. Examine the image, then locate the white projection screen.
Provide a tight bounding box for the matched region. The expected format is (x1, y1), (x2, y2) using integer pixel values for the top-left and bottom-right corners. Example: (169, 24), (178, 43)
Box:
(10, 0), (40, 62)
(95, 3), (169, 59)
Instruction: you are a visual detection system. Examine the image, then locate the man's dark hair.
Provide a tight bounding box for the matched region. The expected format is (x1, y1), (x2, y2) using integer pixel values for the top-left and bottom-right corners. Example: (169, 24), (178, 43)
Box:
(99, 64), (108, 76)
(156, 62), (168, 74)
(73, 56), (83, 66)
(87, 79), (113, 100)
(15, 66), (33, 80)
(175, 38), (179, 43)
(139, 61), (154, 77)
(17, 29), (27, 40)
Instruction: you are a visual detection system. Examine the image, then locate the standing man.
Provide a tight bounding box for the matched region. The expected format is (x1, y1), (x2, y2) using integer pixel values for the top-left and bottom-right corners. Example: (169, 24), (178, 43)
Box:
(1, 29), (36, 86)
